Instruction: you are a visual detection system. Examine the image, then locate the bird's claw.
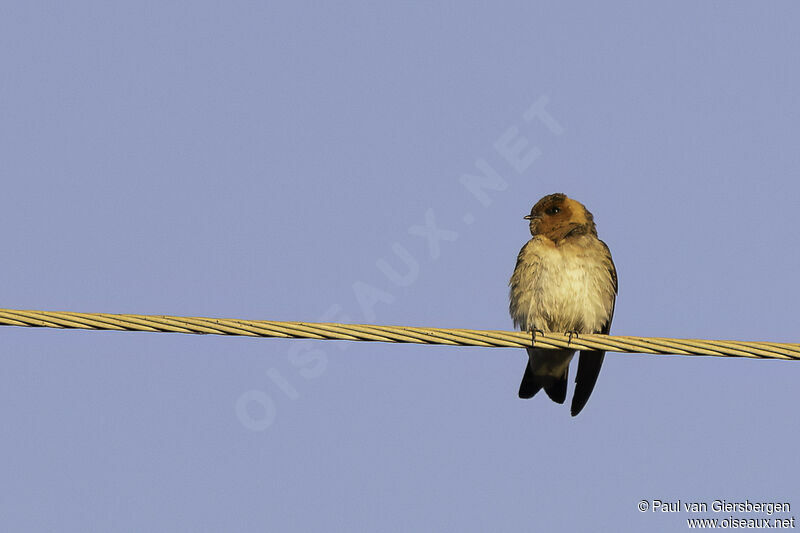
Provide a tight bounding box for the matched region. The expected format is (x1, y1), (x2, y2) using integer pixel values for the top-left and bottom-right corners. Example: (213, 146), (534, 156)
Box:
(529, 328), (545, 347)
(566, 330), (580, 346)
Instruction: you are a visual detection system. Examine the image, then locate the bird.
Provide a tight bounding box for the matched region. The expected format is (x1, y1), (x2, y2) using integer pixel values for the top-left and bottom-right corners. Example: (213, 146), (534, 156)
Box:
(509, 193), (617, 416)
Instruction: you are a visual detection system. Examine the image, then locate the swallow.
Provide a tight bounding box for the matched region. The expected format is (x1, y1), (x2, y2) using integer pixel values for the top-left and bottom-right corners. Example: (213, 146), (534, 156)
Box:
(509, 193), (617, 416)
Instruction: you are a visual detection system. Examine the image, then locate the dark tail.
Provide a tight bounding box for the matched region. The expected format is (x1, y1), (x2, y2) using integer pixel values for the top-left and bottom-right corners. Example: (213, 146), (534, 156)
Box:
(518, 362), (568, 404)
(570, 350), (605, 416)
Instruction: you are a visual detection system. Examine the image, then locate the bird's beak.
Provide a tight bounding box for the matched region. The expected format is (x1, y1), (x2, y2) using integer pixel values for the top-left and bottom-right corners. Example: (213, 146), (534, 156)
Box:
(524, 215), (534, 220)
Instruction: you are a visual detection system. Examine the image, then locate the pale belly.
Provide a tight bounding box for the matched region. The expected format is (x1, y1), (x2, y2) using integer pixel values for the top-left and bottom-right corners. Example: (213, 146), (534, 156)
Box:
(511, 242), (613, 334)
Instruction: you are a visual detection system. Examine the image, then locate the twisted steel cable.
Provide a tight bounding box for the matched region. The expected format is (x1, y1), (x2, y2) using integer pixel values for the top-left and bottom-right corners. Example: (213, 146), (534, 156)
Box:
(1, 307), (798, 360)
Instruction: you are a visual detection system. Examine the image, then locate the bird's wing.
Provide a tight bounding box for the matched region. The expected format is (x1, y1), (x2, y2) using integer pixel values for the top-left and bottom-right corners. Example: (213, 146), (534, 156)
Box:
(571, 241), (617, 416)
(508, 240), (541, 331)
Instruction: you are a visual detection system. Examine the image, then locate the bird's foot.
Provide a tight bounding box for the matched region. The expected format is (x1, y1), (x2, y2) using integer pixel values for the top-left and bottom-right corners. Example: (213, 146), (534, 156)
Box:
(566, 330), (580, 347)
(529, 328), (545, 347)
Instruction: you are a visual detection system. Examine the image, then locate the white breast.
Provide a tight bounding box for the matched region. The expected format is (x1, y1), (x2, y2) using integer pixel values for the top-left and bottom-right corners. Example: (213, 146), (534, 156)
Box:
(509, 236), (614, 334)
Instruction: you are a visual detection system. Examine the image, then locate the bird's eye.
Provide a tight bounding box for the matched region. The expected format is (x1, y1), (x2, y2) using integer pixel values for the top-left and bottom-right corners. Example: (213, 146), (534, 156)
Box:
(545, 206), (561, 215)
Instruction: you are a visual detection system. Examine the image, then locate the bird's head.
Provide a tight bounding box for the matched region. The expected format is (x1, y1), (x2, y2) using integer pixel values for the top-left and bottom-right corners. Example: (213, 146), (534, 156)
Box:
(525, 193), (597, 241)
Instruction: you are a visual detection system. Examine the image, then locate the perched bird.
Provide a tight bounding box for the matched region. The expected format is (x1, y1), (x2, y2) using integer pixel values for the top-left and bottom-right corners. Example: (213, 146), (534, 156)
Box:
(509, 193), (617, 416)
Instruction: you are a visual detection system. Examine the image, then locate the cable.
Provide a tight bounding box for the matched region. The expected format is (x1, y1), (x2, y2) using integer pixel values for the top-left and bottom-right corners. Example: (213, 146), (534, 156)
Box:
(1, 307), (798, 360)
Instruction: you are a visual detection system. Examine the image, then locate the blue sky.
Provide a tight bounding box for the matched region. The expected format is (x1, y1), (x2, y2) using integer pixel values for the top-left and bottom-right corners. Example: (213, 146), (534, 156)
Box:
(2, 2), (798, 531)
